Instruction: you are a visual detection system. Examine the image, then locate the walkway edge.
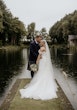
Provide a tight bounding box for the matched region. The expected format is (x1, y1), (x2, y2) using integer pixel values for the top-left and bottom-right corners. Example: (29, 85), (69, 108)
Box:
(0, 79), (21, 110)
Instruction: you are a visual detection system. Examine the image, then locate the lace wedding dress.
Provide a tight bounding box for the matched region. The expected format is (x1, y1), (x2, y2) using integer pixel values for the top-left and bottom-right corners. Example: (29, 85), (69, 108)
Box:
(20, 40), (58, 100)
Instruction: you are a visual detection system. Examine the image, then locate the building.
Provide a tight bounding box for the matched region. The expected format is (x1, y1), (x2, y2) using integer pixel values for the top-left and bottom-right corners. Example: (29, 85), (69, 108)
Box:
(68, 35), (77, 46)
(20, 36), (30, 42)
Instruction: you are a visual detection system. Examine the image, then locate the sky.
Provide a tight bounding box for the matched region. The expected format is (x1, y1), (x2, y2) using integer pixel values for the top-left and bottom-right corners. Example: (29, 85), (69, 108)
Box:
(4, 0), (77, 31)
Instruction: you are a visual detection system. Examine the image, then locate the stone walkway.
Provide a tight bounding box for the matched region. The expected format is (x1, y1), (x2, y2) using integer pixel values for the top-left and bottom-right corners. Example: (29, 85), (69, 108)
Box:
(53, 65), (77, 110)
(0, 79), (74, 110)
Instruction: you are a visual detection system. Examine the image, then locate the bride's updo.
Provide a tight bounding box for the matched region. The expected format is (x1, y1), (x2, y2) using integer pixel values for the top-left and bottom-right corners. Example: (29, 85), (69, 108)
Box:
(40, 40), (45, 47)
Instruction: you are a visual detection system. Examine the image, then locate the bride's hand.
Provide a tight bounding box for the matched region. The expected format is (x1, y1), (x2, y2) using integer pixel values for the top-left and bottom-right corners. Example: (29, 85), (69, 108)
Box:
(38, 54), (42, 59)
(36, 54), (42, 64)
(40, 54), (42, 59)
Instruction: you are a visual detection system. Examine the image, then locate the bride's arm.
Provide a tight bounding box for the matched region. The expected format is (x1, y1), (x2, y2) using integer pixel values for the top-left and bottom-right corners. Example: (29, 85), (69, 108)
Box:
(36, 54), (42, 64)
(36, 49), (43, 64)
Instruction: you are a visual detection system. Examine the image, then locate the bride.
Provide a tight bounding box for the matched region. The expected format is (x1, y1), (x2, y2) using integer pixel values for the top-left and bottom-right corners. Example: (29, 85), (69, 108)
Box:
(20, 40), (58, 100)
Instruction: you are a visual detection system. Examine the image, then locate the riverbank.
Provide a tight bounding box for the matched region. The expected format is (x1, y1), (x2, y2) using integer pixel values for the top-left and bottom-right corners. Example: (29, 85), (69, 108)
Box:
(0, 43), (77, 51)
(51, 44), (77, 52)
(0, 45), (29, 51)
(0, 79), (74, 110)
(0, 46), (20, 51)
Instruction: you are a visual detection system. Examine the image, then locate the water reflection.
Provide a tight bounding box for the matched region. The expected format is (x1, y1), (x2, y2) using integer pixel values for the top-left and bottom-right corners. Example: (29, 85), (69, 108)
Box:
(0, 49), (26, 97)
(50, 46), (77, 79)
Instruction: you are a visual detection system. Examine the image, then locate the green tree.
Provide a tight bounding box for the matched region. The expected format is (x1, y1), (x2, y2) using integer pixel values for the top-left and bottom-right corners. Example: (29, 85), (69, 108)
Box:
(40, 27), (46, 35)
(0, 10), (3, 33)
(27, 22), (35, 40)
(49, 10), (77, 44)
(0, 0), (26, 45)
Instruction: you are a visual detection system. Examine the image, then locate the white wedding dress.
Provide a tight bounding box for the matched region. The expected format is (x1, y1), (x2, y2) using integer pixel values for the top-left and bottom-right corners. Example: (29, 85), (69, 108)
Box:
(20, 40), (58, 100)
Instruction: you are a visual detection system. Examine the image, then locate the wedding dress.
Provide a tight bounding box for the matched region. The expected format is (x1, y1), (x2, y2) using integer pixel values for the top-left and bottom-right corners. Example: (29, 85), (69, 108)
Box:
(20, 40), (58, 100)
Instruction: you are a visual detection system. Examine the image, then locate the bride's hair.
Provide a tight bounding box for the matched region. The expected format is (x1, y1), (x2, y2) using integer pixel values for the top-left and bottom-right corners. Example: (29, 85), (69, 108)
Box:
(40, 40), (45, 47)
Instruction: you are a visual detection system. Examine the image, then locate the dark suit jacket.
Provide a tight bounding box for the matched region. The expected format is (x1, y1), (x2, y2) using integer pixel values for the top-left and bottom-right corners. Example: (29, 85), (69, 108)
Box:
(27, 40), (40, 70)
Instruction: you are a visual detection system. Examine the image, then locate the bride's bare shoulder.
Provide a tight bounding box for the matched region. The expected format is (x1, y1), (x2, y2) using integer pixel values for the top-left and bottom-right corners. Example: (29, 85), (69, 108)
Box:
(40, 47), (46, 52)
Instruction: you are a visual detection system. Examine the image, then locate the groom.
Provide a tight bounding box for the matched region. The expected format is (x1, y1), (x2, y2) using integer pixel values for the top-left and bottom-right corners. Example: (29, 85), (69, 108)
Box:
(27, 35), (42, 78)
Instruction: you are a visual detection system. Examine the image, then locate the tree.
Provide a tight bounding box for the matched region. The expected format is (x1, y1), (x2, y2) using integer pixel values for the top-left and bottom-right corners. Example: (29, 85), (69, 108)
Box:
(0, 0), (26, 45)
(7, 17), (26, 45)
(27, 22), (35, 40)
(49, 10), (77, 44)
(0, 10), (3, 33)
(40, 27), (47, 39)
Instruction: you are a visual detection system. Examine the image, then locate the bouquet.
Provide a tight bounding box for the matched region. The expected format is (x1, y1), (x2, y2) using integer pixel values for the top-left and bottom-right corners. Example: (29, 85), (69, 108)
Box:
(30, 64), (38, 72)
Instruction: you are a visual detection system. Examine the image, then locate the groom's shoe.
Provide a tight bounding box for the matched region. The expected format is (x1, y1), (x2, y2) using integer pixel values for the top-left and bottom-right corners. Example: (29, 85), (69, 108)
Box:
(31, 71), (34, 78)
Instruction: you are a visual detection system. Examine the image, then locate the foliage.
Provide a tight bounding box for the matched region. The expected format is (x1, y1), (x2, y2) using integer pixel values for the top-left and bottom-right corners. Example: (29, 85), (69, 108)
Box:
(40, 27), (47, 36)
(49, 10), (77, 44)
(0, 0), (26, 45)
(27, 22), (35, 40)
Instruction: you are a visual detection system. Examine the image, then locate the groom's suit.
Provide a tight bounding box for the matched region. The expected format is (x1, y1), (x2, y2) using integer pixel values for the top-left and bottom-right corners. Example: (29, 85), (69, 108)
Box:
(27, 40), (40, 77)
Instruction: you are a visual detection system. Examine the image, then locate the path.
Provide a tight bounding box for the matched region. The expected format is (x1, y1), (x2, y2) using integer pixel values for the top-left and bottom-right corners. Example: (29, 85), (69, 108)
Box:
(0, 79), (74, 110)
(53, 65), (77, 110)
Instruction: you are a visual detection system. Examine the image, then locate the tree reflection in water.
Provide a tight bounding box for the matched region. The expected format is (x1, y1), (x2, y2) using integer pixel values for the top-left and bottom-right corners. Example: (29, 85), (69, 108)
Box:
(0, 49), (26, 96)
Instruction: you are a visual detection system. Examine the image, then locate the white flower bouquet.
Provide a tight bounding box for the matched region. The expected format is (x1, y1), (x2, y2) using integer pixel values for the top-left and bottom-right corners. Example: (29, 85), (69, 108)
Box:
(30, 64), (38, 72)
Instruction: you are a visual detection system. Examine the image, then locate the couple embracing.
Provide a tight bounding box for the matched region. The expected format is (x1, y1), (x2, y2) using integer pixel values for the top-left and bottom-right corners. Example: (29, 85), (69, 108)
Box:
(20, 35), (58, 100)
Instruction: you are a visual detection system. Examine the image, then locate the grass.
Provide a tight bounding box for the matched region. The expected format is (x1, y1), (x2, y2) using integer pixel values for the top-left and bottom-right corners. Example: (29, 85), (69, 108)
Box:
(0, 44), (30, 52)
(0, 45), (21, 51)
(7, 79), (74, 110)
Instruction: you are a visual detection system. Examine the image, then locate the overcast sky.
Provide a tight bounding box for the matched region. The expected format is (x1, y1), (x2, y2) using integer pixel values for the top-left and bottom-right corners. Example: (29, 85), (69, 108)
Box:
(4, 0), (77, 31)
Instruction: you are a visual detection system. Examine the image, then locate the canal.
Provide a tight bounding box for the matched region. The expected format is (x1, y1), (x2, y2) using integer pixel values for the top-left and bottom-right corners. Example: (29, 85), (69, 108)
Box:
(50, 46), (77, 79)
(0, 46), (77, 109)
(0, 48), (28, 105)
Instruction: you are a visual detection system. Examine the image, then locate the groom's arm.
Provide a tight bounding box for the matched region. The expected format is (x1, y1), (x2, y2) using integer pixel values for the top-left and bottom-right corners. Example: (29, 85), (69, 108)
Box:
(30, 43), (38, 58)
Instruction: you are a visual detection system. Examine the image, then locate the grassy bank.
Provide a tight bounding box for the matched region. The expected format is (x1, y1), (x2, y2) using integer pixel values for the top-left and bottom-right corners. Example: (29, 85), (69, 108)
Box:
(0, 44), (29, 51)
(50, 44), (68, 48)
(0, 45), (20, 51)
(51, 44), (77, 54)
(51, 44), (77, 49)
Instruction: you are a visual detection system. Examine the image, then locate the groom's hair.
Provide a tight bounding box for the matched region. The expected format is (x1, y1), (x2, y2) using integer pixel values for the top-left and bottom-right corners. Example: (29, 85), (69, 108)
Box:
(35, 35), (42, 38)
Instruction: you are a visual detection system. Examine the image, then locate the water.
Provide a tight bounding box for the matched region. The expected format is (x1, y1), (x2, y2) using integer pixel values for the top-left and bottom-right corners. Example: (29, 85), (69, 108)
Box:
(50, 46), (77, 110)
(50, 46), (77, 79)
(0, 47), (77, 97)
(0, 48), (27, 98)
(0, 46), (77, 109)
